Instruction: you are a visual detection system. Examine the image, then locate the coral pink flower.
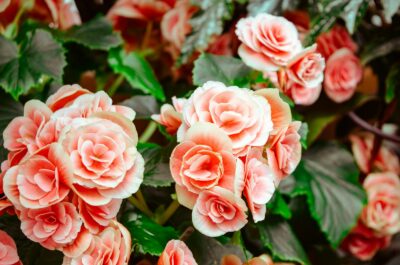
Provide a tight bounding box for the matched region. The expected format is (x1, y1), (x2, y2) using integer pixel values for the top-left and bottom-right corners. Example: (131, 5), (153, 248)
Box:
(235, 13), (301, 72)
(29, 0), (81, 30)
(152, 98), (184, 135)
(207, 33), (234, 56)
(0, 161), (14, 216)
(0, 230), (21, 265)
(243, 147), (277, 223)
(266, 121), (302, 180)
(158, 240), (197, 265)
(284, 81), (322, 106)
(62, 221), (131, 265)
(316, 25), (358, 59)
(171, 122), (244, 209)
(361, 172), (400, 235)
(3, 143), (71, 209)
(59, 113), (144, 206)
(192, 186), (248, 237)
(62, 228), (93, 258)
(349, 133), (400, 174)
(341, 222), (391, 261)
(20, 202), (82, 250)
(180, 81), (273, 156)
(0, 0), (19, 29)
(46, 84), (90, 112)
(324, 48), (362, 103)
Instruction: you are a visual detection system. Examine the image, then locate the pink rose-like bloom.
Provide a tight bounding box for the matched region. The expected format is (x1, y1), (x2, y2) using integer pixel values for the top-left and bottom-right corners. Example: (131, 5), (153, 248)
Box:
(59, 113), (144, 206)
(180, 81), (273, 156)
(62, 222), (131, 265)
(152, 97), (186, 135)
(0, 161), (14, 216)
(20, 202), (82, 250)
(284, 80), (322, 106)
(3, 143), (71, 209)
(192, 186), (248, 237)
(266, 121), (302, 180)
(0, 230), (21, 265)
(286, 45), (325, 89)
(207, 33), (234, 56)
(171, 122), (244, 209)
(244, 147), (277, 223)
(158, 240), (197, 265)
(316, 25), (358, 59)
(0, 0), (19, 29)
(235, 13), (302, 72)
(341, 222), (391, 261)
(46, 84), (90, 112)
(349, 133), (400, 174)
(108, 0), (173, 22)
(29, 0), (81, 30)
(324, 48), (362, 103)
(361, 172), (400, 235)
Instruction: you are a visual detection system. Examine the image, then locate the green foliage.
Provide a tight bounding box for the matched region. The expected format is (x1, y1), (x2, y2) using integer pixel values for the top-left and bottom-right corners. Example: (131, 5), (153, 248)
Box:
(124, 213), (179, 255)
(289, 142), (366, 248)
(193, 53), (252, 86)
(247, 0), (299, 16)
(119, 95), (159, 120)
(385, 63), (400, 103)
(108, 47), (165, 101)
(298, 122), (309, 149)
(382, 0), (400, 23)
(0, 29), (66, 100)
(266, 192), (292, 220)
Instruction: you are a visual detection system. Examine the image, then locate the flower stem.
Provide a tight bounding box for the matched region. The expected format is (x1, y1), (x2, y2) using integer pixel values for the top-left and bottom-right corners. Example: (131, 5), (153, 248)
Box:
(139, 121), (158, 142)
(128, 196), (153, 217)
(158, 200), (180, 225)
(141, 22), (153, 50)
(108, 75), (124, 97)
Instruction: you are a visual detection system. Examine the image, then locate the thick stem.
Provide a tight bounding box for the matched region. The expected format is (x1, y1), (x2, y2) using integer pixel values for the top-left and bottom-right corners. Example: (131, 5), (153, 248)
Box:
(108, 75), (125, 97)
(127, 196), (153, 217)
(158, 200), (180, 225)
(179, 226), (195, 241)
(139, 121), (158, 142)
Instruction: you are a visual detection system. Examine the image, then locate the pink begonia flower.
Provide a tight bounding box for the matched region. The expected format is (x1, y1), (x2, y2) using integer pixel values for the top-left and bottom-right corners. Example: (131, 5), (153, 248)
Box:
(0, 160), (14, 216)
(158, 240), (197, 265)
(20, 202), (82, 250)
(266, 121), (302, 180)
(192, 186), (248, 237)
(171, 122), (244, 209)
(207, 33), (234, 56)
(180, 81), (273, 156)
(316, 25), (358, 59)
(235, 13), (302, 72)
(46, 84), (90, 112)
(324, 48), (362, 103)
(284, 80), (322, 106)
(341, 221), (391, 261)
(62, 222), (131, 265)
(3, 143), (71, 209)
(361, 172), (400, 235)
(152, 97), (187, 135)
(0, 230), (22, 265)
(349, 133), (400, 174)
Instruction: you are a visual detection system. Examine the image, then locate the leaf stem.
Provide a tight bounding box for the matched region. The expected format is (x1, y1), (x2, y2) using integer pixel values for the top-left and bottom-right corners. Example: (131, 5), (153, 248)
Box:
(139, 121), (158, 142)
(179, 226), (194, 241)
(136, 190), (150, 212)
(158, 200), (180, 225)
(127, 196), (153, 217)
(108, 75), (124, 97)
(141, 22), (153, 50)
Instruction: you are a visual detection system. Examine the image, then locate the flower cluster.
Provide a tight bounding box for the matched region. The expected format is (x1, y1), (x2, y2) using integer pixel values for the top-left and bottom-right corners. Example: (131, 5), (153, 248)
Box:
(0, 85), (144, 264)
(341, 132), (400, 260)
(153, 80), (302, 236)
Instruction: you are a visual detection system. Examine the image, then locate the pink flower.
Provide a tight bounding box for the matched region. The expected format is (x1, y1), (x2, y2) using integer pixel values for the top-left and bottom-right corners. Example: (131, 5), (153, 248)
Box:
(158, 240), (197, 265)
(59, 112), (144, 206)
(192, 186), (248, 237)
(29, 0), (82, 30)
(316, 25), (358, 59)
(349, 133), (400, 174)
(286, 45), (325, 89)
(266, 121), (302, 180)
(46, 84), (90, 112)
(3, 143), (71, 209)
(0, 161), (14, 216)
(341, 222), (390, 261)
(0, 0), (19, 29)
(235, 13), (301, 72)
(108, 0), (173, 22)
(243, 147), (277, 223)
(62, 221), (131, 265)
(171, 122), (244, 209)
(361, 172), (400, 235)
(180, 81), (273, 156)
(284, 81), (322, 106)
(20, 202), (82, 250)
(207, 33), (234, 56)
(0, 230), (21, 265)
(324, 48), (362, 103)
(152, 98), (185, 135)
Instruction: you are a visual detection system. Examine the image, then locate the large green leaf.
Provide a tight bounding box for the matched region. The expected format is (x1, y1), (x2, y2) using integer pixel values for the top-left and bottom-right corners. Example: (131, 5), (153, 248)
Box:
(266, 191), (292, 220)
(108, 48), (165, 101)
(258, 217), (310, 265)
(124, 213), (179, 256)
(179, 0), (234, 63)
(289, 142), (366, 248)
(339, 0), (368, 34)
(382, 0), (400, 23)
(56, 16), (122, 50)
(247, 0), (299, 16)
(193, 53), (252, 86)
(0, 29), (66, 99)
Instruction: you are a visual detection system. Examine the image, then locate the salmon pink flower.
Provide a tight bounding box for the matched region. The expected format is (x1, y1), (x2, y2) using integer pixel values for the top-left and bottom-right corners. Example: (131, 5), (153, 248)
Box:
(316, 25), (358, 59)
(0, 230), (21, 265)
(158, 240), (197, 265)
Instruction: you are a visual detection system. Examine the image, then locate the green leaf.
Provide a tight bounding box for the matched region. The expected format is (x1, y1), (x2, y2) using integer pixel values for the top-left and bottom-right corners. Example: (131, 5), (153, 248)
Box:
(382, 0), (400, 23)
(266, 192), (292, 219)
(56, 16), (122, 50)
(385, 63), (400, 103)
(340, 0), (368, 34)
(124, 213), (179, 256)
(0, 29), (66, 100)
(137, 143), (174, 187)
(258, 217), (310, 265)
(193, 53), (252, 86)
(298, 122), (309, 149)
(290, 142), (366, 248)
(247, 0), (299, 16)
(179, 0), (234, 63)
(119, 95), (159, 119)
(108, 47), (165, 101)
